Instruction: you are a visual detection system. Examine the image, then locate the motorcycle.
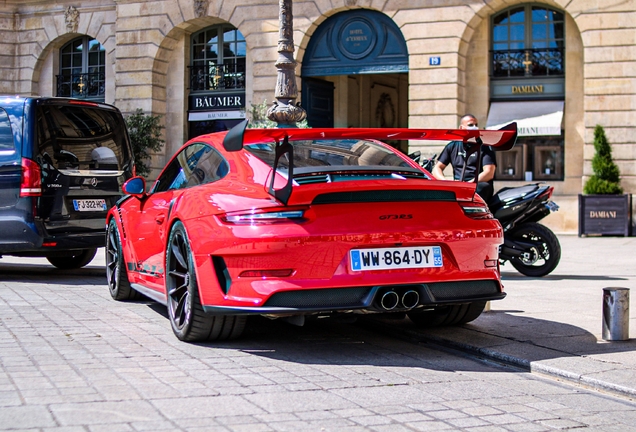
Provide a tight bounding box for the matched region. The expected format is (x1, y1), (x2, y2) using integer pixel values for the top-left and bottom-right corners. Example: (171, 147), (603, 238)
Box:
(410, 151), (561, 277)
(488, 183), (561, 277)
(408, 151), (436, 172)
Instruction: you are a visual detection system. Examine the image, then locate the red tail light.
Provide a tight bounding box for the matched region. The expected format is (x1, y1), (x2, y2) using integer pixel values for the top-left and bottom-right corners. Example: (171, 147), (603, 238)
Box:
(460, 201), (494, 220)
(537, 186), (554, 200)
(20, 158), (42, 197)
(69, 100), (99, 107)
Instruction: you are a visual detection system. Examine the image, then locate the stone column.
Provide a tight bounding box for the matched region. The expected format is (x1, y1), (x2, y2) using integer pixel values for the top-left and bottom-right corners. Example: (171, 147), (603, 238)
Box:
(266, 0), (306, 127)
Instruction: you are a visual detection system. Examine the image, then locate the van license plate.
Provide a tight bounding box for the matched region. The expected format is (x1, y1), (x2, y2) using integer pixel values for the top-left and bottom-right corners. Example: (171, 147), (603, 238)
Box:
(350, 246), (443, 271)
(73, 199), (108, 212)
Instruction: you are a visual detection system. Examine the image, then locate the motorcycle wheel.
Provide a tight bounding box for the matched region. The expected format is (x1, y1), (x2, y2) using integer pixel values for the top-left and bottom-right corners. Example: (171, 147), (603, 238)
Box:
(508, 222), (561, 277)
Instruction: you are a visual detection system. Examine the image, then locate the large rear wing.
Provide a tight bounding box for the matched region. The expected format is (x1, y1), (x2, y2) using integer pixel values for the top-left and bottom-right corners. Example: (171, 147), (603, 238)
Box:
(222, 120), (518, 204)
(224, 120), (517, 152)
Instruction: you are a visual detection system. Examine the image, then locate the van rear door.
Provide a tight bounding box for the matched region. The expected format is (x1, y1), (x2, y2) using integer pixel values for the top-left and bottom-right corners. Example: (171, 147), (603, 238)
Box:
(35, 100), (133, 234)
(0, 107), (21, 211)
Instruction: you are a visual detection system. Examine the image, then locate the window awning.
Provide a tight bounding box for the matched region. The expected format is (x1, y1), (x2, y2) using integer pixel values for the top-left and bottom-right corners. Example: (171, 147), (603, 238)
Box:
(486, 101), (564, 136)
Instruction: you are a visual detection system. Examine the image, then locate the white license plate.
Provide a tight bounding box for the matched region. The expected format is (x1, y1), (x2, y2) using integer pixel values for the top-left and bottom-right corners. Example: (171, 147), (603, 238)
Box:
(350, 246), (443, 271)
(73, 199), (108, 212)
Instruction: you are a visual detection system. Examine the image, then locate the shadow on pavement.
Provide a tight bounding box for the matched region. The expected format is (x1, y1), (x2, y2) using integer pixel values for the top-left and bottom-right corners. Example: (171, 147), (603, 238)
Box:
(0, 262), (105, 282)
(195, 316), (514, 374)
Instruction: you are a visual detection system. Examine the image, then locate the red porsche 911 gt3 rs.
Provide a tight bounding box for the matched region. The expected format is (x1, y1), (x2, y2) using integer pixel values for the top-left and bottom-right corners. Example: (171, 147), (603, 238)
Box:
(106, 121), (517, 342)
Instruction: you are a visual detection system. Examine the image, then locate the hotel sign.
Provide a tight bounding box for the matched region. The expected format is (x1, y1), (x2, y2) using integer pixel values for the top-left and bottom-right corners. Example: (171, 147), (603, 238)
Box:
(339, 18), (376, 59)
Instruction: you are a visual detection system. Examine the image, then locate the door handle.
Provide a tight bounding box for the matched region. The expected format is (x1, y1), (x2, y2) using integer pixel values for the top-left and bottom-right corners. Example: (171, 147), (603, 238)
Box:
(155, 214), (166, 225)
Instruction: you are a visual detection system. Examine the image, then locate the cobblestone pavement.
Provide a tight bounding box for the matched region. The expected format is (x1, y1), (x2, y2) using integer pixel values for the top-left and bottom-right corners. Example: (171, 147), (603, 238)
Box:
(1, 255), (636, 431)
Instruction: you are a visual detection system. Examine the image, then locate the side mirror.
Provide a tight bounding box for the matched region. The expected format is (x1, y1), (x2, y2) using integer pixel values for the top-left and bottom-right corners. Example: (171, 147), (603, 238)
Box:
(123, 176), (146, 197)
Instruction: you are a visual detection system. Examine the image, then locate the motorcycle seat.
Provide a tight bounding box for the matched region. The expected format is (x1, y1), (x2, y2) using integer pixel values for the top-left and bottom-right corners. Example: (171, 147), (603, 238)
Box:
(488, 184), (540, 211)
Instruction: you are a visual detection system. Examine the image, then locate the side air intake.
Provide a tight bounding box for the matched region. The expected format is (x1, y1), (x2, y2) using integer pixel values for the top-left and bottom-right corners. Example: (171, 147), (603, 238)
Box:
(295, 174), (331, 185)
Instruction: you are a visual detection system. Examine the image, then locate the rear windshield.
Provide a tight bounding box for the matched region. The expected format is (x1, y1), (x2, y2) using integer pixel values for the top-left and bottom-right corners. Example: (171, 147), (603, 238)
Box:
(244, 139), (412, 172)
(36, 104), (131, 172)
(0, 108), (14, 155)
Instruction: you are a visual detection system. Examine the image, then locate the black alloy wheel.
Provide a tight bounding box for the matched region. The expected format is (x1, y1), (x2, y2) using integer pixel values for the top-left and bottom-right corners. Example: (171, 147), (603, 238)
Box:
(105, 218), (140, 300)
(407, 301), (486, 327)
(508, 222), (561, 277)
(46, 248), (97, 269)
(166, 221), (246, 342)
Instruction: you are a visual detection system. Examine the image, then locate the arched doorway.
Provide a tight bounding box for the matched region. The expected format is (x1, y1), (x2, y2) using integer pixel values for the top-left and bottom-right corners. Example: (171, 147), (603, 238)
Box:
(301, 10), (409, 148)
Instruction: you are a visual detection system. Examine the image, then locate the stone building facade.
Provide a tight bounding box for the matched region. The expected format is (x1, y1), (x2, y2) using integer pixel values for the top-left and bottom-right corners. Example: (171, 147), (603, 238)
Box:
(1, 0), (634, 233)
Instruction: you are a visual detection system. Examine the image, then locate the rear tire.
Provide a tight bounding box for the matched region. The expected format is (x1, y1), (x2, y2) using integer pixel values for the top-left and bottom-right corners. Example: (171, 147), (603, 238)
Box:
(407, 302), (486, 327)
(508, 222), (560, 277)
(46, 248), (97, 269)
(106, 218), (140, 301)
(166, 221), (246, 342)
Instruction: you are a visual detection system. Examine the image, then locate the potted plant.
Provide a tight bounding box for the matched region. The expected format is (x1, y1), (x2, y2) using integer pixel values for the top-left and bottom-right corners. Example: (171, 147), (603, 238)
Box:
(125, 109), (165, 178)
(579, 125), (632, 236)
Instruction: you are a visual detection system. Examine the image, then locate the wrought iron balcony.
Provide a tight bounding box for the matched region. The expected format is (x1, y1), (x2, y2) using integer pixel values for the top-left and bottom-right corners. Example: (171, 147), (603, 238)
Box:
(56, 72), (105, 100)
(491, 48), (564, 78)
(189, 63), (246, 92)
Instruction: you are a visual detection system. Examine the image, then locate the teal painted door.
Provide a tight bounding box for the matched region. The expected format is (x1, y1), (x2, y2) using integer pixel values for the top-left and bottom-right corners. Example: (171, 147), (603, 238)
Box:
(302, 78), (334, 128)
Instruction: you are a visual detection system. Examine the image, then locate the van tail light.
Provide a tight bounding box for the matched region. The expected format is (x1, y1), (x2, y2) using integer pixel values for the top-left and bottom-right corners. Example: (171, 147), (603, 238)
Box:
(20, 158), (42, 197)
(68, 100), (99, 107)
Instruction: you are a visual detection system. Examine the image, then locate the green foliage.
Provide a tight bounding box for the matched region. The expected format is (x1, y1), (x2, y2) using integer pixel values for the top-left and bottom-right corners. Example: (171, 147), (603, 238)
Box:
(125, 109), (165, 178)
(583, 125), (623, 195)
(247, 100), (310, 129)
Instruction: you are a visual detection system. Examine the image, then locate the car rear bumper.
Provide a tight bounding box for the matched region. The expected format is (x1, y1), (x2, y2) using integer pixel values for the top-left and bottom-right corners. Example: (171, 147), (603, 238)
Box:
(0, 217), (43, 252)
(0, 217), (104, 255)
(201, 280), (506, 316)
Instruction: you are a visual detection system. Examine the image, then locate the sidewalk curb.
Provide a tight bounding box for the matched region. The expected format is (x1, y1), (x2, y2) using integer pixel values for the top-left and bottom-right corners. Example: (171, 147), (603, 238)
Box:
(425, 334), (636, 400)
(363, 319), (636, 400)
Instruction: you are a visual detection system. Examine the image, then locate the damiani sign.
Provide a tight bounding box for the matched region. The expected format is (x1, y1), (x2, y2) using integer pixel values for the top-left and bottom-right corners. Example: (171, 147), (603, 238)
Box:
(578, 194), (632, 237)
(189, 93), (245, 111)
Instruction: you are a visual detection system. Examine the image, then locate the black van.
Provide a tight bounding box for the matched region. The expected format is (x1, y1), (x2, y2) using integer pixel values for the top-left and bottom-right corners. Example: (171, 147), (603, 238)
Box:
(0, 97), (134, 268)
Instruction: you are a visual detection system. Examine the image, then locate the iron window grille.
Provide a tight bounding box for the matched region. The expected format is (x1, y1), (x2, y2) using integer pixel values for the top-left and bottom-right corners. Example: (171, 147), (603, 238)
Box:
(490, 5), (565, 79)
(56, 72), (106, 100)
(188, 63), (246, 91)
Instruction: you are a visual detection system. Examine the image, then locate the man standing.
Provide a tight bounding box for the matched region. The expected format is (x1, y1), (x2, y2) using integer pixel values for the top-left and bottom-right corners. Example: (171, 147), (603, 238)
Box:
(431, 114), (496, 201)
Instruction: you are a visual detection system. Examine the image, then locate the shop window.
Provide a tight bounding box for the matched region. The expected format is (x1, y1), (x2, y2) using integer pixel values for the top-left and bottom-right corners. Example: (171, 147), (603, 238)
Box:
(495, 144), (526, 181)
(56, 36), (105, 101)
(491, 5), (564, 78)
(495, 137), (564, 181)
(189, 26), (246, 92)
(533, 144), (562, 180)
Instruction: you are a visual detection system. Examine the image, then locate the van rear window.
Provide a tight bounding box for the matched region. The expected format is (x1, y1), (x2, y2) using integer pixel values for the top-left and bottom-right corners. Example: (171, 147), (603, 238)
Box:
(0, 109), (14, 153)
(36, 104), (131, 171)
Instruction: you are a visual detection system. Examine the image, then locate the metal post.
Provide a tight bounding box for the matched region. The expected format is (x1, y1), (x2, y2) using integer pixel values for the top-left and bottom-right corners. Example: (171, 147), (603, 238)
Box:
(266, 0), (307, 127)
(602, 287), (630, 341)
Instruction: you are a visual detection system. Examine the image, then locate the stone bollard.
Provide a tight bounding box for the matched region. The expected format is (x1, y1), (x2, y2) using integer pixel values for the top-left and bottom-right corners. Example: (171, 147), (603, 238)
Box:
(602, 287), (630, 341)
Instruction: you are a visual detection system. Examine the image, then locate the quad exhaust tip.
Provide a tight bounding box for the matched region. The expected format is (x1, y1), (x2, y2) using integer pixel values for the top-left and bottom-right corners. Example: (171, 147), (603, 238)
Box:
(402, 290), (420, 309)
(380, 291), (400, 310)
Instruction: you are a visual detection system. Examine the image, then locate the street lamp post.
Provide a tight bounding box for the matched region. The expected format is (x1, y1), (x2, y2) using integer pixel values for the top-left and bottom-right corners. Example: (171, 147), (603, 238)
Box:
(266, 0), (307, 127)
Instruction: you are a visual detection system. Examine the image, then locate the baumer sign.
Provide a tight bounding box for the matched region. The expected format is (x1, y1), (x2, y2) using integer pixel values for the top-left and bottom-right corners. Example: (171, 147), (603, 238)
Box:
(190, 93), (245, 111)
